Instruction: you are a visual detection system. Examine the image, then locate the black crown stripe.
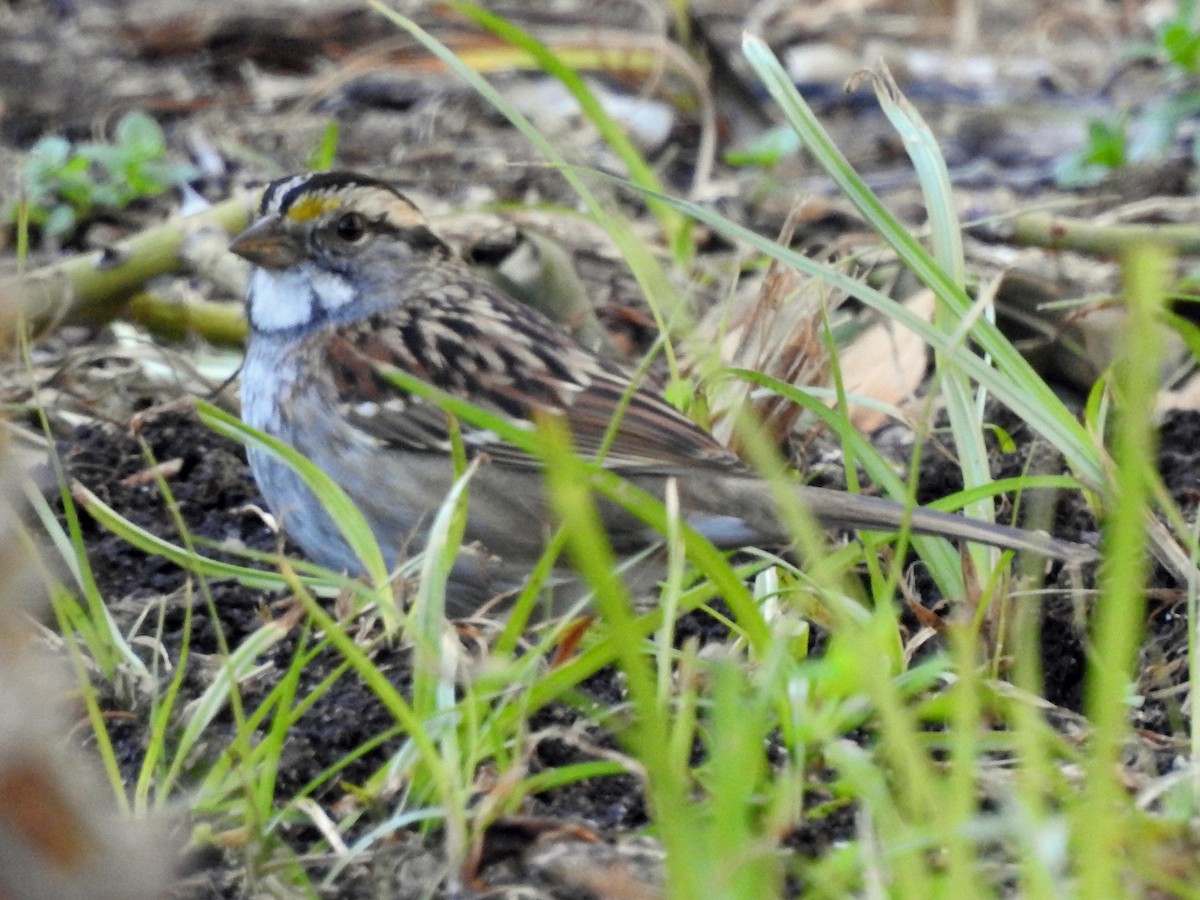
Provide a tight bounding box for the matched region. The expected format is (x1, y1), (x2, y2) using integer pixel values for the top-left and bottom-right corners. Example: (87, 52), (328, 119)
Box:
(261, 171), (411, 216)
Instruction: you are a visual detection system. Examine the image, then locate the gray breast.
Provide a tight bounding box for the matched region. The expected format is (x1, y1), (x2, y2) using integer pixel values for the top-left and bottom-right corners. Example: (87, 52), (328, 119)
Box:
(237, 332), (583, 614)
(240, 335), (371, 574)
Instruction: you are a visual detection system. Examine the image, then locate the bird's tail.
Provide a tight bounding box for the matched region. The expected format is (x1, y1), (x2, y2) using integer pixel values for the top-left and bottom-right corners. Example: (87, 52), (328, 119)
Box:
(795, 484), (1097, 563)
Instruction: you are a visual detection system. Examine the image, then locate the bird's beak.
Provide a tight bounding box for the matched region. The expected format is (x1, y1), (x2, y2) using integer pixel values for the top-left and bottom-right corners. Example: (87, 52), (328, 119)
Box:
(229, 214), (303, 270)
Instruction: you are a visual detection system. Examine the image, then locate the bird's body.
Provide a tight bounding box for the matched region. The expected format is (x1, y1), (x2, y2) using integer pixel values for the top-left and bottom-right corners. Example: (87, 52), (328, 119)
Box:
(232, 171), (1093, 617)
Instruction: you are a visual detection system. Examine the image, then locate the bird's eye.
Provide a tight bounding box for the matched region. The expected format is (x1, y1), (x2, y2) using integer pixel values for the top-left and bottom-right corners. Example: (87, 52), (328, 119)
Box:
(335, 212), (367, 243)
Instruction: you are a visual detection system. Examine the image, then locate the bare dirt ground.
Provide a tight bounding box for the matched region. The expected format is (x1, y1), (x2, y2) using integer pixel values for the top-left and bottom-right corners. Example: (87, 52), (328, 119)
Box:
(3, 0), (1199, 897)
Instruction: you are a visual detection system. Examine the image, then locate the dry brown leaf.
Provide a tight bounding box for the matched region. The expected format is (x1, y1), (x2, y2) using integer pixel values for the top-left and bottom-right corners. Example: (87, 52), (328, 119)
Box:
(837, 288), (935, 432)
(702, 209), (844, 450)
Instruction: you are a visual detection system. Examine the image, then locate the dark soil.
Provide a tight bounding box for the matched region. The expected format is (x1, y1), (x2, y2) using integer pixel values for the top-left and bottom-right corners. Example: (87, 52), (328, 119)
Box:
(59, 409), (663, 895)
(53, 398), (1193, 897)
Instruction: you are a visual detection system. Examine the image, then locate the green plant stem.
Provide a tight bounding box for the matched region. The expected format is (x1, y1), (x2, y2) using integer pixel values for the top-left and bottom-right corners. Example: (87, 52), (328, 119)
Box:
(867, 64), (994, 579)
(126, 291), (246, 347)
(449, 1), (689, 255)
(1078, 241), (1165, 895)
(9, 194), (251, 331)
(371, 3), (684, 382)
(540, 416), (705, 900)
(993, 211), (1200, 256)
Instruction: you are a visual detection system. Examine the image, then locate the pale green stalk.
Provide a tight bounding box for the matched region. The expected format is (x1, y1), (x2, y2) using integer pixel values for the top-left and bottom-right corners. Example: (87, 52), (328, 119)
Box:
(1077, 242), (1165, 895)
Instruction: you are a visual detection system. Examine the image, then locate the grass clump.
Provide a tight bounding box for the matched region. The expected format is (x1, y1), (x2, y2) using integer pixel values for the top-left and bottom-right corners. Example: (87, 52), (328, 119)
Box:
(12, 110), (197, 240)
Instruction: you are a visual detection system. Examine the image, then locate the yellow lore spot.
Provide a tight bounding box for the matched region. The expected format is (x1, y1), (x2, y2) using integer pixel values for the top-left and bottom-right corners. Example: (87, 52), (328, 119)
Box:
(286, 194), (341, 222)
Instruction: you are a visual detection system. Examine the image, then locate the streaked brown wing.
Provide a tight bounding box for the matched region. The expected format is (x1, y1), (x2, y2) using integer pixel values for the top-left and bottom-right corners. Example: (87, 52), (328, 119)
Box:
(558, 368), (746, 474)
(318, 305), (746, 476)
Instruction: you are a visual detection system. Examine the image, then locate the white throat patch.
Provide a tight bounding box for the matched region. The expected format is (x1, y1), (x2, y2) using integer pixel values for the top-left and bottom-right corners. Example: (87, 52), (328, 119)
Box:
(248, 265), (357, 332)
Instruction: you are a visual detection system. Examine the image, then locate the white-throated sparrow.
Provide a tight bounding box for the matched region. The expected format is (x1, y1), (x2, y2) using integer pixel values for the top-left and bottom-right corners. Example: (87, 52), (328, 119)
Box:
(231, 171), (1093, 617)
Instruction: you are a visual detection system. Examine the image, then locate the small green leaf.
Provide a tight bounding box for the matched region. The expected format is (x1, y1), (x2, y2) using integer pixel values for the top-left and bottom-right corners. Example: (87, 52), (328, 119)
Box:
(115, 111), (166, 157)
(985, 423), (1017, 454)
(16, 106), (200, 239)
(1161, 20), (1200, 72)
(662, 376), (695, 412)
(79, 143), (127, 174)
(143, 159), (199, 189)
(28, 135), (71, 167)
(90, 183), (126, 209)
(44, 205), (77, 237)
(308, 122), (341, 170)
(1054, 116), (1128, 187)
(1164, 309), (1200, 362)
(1084, 118), (1127, 168)
(724, 124), (800, 167)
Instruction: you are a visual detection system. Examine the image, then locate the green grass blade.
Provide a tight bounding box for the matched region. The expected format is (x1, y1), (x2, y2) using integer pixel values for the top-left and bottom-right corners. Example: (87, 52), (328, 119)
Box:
(368, 2), (684, 379)
(643, 181), (1102, 490)
(448, 1), (688, 249)
(1077, 242), (1164, 895)
(195, 401), (390, 592)
(738, 34), (1103, 490)
(867, 64), (994, 579)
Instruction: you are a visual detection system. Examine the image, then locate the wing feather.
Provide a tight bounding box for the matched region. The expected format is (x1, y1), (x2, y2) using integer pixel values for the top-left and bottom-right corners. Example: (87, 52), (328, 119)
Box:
(316, 281), (746, 477)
